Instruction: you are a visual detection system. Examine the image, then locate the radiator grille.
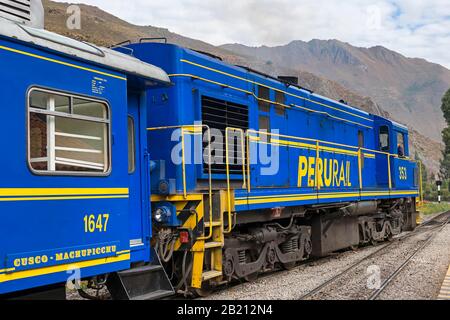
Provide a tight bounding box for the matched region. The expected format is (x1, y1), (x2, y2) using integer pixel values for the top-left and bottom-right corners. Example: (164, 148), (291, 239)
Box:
(201, 96), (248, 175)
(0, 0), (32, 24)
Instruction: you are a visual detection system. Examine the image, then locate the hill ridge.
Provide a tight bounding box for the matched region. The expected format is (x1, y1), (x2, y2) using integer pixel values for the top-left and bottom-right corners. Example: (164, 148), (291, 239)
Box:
(42, 0), (443, 175)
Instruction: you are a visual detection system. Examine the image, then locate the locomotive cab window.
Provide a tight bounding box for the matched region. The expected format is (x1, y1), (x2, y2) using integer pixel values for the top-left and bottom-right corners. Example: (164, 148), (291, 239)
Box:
(397, 132), (406, 157)
(28, 89), (110, 175)
(379, 126), (390, 152)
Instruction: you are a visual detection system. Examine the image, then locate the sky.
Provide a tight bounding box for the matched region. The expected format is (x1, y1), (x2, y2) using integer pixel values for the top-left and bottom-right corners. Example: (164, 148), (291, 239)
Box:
(55, 0), (450, 69)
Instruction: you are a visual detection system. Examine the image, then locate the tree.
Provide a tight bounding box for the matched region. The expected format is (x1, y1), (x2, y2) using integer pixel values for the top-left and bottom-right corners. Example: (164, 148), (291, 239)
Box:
(440, 88), (450, 179)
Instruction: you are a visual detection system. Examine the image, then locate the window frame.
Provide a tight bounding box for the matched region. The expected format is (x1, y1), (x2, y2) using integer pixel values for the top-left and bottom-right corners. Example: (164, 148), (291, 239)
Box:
(27, 87), (112, 177)
(397, 131), (406, 157)
(127, 115), (136, 174)
(379, 125), (390, 153)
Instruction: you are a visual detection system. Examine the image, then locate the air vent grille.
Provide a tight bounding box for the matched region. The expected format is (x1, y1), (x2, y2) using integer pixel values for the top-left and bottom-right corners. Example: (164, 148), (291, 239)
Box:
(0, 0), (32, 24)
(201, 96), (249, 176)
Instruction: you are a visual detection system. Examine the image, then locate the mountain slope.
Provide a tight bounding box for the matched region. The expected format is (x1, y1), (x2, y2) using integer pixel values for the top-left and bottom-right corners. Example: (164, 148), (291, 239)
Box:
(222, 40), (450, 143)
(42, 0), (443, 175)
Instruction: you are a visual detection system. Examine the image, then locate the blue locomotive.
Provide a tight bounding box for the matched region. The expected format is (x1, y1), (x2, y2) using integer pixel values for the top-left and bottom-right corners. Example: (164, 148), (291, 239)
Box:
(0, 0), (420, 299)
(123, 42), (420, 295)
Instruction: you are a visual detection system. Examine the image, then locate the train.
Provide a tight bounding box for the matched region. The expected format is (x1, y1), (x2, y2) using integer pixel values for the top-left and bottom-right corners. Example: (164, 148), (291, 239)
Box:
(0, 0), (421, 299)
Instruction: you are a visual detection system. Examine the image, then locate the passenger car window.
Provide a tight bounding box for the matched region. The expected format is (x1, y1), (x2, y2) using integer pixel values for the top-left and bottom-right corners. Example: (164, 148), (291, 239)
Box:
(29, 89), (110, 174)
(379, 126), (390, 152)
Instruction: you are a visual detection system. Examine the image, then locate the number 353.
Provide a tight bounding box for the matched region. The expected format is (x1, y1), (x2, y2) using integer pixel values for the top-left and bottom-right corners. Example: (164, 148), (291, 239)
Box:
(399, 167), (407, 180)
(84, 214), (110, 233)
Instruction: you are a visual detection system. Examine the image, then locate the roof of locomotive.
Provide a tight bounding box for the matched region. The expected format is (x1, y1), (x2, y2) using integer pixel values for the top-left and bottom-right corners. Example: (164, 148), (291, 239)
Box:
(183, 46), (412, 132)
(125, 42), (409, 133)
(0, 17), (171, 84)
(181, 45), (373, 116)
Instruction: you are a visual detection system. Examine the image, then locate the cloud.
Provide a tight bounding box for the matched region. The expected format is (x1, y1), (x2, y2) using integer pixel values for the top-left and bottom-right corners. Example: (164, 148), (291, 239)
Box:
(53, 0), (450, 69)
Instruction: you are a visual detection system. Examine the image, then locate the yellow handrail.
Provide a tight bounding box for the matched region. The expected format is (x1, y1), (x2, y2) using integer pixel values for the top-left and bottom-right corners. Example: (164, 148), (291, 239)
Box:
(358, 148), (363, 190)
(181, 128), (187, 198)
(245, 129), (418, 194)
(246, 131), (251, 193)
(224, 127), (246, 234)
(246, 129), (415, 162)
(388, 154), (392, 190)
(147, 124), (214, 241)
(315, 141), (320, 191)
(417, 160), (424, 206)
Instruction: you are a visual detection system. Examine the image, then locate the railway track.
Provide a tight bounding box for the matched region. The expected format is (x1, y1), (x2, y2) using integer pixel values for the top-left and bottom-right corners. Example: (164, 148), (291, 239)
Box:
(202, 211), (450, 300)
(368, 219), (449, 300)
(299, 211), (450, 300)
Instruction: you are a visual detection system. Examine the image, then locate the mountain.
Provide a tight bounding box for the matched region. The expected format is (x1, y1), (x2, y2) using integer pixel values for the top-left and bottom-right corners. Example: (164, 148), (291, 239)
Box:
(221, 40), (450, 143)
(41, 0), (444, 175)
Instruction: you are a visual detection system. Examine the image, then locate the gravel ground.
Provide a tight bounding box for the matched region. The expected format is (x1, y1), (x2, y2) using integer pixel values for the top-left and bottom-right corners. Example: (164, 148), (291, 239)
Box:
(306, 226), (443, 300)
(203, 245), (384, 300)
(204, 221), (450, 300)
(376, 224), (450, 300)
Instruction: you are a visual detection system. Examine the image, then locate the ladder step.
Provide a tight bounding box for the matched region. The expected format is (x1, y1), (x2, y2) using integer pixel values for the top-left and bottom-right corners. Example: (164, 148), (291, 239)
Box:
(202, 270), (222, 281)
(132, 290), (174, 301)
(204, 221), (222, 227)
(118, 265), (163, 277)
(204, 241), (223, 249)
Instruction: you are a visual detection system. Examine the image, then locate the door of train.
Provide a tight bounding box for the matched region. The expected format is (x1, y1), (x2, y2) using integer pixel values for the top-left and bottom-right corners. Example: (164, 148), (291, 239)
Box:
(374, 117), (393, 189)
(127, 93), (150, 262)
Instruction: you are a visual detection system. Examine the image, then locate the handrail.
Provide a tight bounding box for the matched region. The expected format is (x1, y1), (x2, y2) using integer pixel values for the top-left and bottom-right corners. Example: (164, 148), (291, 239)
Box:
(246, 131), (252, 193)
(358, 148), (363, 190)
(388, 154), (392, 190)
(247, 129), (415, 162)
(315, 141), (320, 191)
(147, 124), (214, 241)
(224, 128), (246, 233)
(417, 160), (424, 206)
(246, 129), (416, 192)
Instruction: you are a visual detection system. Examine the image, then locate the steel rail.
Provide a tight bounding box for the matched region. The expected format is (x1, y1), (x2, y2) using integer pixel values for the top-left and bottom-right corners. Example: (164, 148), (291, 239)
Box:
(368, 220), (449, 300)
(299, 211), (450, 300)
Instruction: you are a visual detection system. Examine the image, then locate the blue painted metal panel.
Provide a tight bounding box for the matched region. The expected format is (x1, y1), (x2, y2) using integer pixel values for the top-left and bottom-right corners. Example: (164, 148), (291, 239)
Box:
(0, 36), (154, 294)
(128, 43), (419, 213)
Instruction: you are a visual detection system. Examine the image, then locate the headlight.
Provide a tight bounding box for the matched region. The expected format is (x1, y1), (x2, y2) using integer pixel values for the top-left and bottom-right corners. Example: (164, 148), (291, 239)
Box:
(153, 206), (171, 223)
